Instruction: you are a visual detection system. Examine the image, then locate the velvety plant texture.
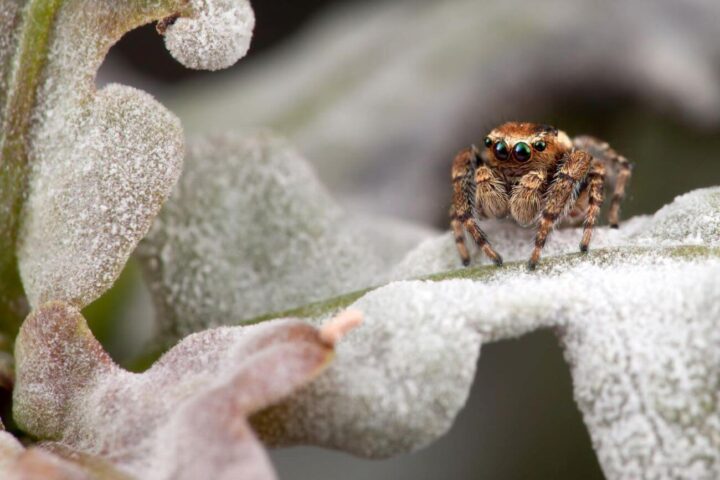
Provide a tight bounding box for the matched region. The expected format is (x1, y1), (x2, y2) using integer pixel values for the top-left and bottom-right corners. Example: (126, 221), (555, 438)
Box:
(0, 1), (719, 479)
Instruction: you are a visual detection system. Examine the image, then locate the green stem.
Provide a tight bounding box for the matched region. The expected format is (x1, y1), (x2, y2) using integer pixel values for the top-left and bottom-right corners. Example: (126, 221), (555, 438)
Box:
(0, 0), (63, 334)
(243, 244), (719, 324)
(128, 244), (718, 372)
(0, 0), (192, 336)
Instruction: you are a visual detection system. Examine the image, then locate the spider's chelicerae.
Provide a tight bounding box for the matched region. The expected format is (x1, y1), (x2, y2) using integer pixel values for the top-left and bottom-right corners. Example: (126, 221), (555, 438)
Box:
(450, 122), (632, 270)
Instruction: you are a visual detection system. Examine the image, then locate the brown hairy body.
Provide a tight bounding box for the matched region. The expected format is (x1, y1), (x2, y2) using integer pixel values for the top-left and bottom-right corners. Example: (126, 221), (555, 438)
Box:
(450, 122), (632, 270)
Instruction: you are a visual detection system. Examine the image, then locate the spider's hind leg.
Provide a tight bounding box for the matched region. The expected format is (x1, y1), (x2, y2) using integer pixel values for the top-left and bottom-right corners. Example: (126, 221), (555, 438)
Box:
(608, 155), (632, 228)
(450, 205), (470, 266)
(573, 136), (632, 228)
(579, 159), (606, 253)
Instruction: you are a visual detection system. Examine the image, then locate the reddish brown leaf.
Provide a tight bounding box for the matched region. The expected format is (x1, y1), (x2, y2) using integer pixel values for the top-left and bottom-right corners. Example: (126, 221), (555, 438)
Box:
(13, 302), (360, 479)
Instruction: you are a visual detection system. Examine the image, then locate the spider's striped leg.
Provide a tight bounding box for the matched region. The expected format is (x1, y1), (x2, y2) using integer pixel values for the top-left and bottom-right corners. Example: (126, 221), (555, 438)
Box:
(573, 135), (632, 228)
(451, 147), (503, 267)
(580, 159), (606, 253)
(607, 154), (631, 228)
(450, 205), (470, 266)
(529, 150), (592, 270)
(464, 216), (503, 266)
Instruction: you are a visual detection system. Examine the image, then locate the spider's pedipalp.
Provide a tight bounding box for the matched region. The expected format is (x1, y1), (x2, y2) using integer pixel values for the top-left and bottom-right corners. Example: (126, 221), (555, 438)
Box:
(510, 169), (546, 226)
(475, 165), (508, 218)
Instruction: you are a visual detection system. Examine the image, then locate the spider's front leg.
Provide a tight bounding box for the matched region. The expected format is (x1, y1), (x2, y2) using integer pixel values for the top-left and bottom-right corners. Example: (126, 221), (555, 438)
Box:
(450, 147), (503, 267)
(528, 150), (592, 270)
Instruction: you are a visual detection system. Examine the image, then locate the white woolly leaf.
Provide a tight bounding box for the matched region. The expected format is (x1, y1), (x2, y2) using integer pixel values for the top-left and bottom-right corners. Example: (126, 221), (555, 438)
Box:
(136, 131), (720, 478)
(18, 84), (183, 309)
(250, 188), (720, 480)
(0, 0), (257, 315)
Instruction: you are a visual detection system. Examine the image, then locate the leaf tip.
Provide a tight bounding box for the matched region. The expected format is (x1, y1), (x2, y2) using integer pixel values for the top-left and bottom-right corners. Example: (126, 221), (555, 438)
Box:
(319, 309), (363, 347)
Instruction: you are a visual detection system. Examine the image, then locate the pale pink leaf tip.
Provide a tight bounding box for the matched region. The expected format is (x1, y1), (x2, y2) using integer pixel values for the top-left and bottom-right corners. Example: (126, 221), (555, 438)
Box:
(319, 309), (363, 346)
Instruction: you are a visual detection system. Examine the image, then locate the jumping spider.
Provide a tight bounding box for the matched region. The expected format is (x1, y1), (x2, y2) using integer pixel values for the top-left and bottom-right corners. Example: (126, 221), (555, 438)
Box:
(450, 122), (632, 270)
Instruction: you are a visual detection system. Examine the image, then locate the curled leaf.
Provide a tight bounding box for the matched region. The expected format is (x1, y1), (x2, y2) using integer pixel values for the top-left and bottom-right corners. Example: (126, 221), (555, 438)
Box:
(13, 302), (358, 479)
(0, 0), (257, 322)
(18, 84), (183, 309)
(163, 0), (256, 71)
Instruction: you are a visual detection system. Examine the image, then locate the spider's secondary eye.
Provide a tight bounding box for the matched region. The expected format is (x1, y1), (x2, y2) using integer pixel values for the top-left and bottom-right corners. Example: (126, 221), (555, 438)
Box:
(513, 142), (532, 162)
(493, 140), (509, 160)
(483, 137), (493, 148)
(532, 140), (547, 151)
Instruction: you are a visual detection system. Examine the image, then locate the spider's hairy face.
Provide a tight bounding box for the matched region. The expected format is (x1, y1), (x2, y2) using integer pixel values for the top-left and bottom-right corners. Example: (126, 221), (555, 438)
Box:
(482, 122), (572, 176)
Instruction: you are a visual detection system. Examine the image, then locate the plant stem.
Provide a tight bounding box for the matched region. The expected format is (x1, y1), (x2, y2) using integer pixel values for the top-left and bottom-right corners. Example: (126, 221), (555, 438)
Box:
(128, 244), (717, 373)
(243, 244), (719, 325)
(0, 0), (192, 335)
(0, 0), (63, 334)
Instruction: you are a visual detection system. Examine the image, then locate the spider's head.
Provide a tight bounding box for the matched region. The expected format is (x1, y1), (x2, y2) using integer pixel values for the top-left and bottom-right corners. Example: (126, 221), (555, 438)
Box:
(482, 122), (571, 170)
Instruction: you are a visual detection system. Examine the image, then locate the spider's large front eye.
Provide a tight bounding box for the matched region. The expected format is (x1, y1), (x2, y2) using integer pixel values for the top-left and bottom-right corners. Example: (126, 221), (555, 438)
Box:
(513, 142), (532, 162)
(483, 137), (493, 148)
(493, 140), (509, 160)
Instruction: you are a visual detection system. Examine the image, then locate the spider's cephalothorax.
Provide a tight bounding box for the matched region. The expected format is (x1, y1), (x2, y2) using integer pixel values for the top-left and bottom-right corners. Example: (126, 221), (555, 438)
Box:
(450, 122), (632, 270)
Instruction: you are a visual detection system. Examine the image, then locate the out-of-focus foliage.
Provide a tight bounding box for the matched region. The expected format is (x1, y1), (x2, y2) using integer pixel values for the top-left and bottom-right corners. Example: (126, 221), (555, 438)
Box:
(137, 132), (393, 344)
(166, 0), (720, 225)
